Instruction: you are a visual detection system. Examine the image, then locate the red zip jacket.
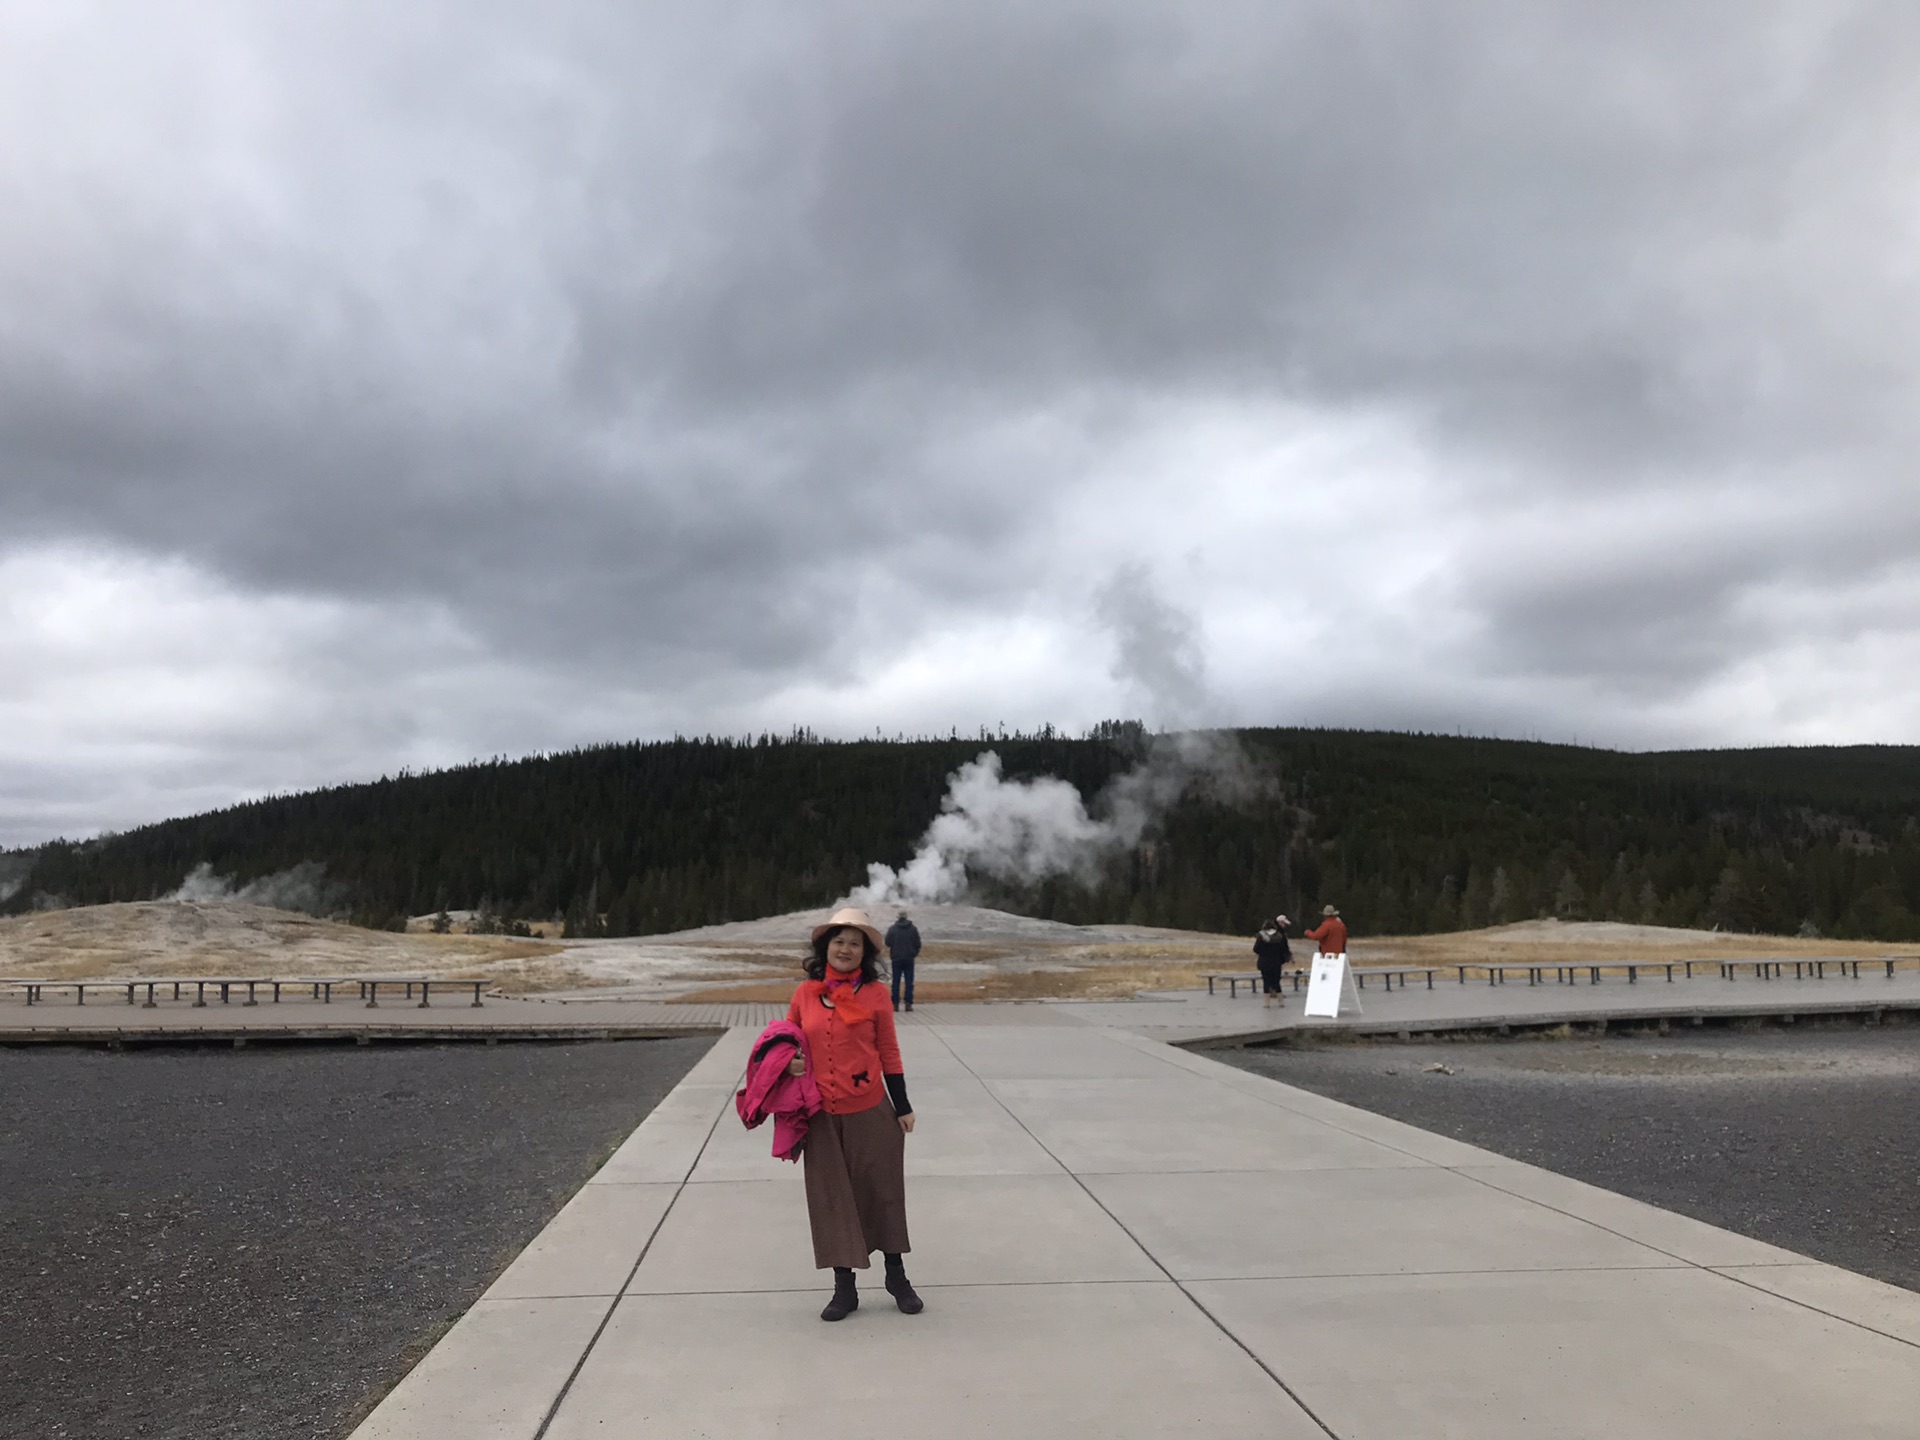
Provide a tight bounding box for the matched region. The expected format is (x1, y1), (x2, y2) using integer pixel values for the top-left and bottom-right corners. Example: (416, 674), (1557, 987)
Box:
(735, 1020), (824, 1162)
(787, 977), (904, 1115)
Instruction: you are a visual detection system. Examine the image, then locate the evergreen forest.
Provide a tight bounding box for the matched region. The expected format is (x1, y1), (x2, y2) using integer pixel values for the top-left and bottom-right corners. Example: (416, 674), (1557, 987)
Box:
(7, 728), (1920, 941)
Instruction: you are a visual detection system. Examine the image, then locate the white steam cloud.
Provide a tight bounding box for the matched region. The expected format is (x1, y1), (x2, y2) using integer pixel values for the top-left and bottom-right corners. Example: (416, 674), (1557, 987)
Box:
(852, 734), (1265, 906)
(854, 751), (1112, 904)
(166, 860), (344, 915)
(853, 565), (1270, 908)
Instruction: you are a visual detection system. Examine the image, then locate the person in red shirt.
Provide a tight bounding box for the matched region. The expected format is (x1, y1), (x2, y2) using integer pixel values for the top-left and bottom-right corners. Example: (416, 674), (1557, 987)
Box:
(1305, 904), (1349, 955)
(786, 906), (921, 1321)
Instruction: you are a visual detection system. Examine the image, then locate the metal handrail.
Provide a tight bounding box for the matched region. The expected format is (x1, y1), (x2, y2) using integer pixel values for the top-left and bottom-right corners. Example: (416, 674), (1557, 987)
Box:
(0, 975), (491, 1009)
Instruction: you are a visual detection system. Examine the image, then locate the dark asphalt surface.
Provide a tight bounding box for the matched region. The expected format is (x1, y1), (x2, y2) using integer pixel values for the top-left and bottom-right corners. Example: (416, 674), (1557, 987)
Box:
(1218, 1022), (1920, 1292)
(0, 1035), (715, 1440)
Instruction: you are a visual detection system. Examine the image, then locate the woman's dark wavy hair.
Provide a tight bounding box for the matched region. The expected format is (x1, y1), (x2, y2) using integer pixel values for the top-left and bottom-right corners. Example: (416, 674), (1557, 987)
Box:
(804, 925), (884, 983)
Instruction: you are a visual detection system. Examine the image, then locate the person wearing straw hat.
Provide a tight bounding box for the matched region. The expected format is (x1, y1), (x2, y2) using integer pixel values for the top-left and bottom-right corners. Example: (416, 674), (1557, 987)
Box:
(1305, 903), (1348, 956)
(784, 906), (922, 1321)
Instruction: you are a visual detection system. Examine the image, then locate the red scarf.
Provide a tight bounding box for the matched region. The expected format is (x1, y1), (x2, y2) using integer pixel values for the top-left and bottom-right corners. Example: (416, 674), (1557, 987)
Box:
(820, 969), (867, 1019)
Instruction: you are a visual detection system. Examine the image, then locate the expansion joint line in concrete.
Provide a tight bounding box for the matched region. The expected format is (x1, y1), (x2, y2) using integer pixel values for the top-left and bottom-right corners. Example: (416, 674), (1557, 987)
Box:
(1705, 1267), (1920, 1353)
(1151, 1031), (1920, 1359)
(1443, 1165), (1920, 1356)
(915, 1020), (1344, 1440)
(529, 1083), (734, 1440)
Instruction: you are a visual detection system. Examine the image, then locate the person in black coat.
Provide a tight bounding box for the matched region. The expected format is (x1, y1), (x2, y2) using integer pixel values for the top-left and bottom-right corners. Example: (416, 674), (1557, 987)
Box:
(885, 910), (922, 1012)
(1252, 914), (1292, 1007)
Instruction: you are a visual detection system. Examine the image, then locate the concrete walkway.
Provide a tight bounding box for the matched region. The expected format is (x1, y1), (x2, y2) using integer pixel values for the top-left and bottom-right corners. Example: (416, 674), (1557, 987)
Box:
(350, 1013), (1920, 1439)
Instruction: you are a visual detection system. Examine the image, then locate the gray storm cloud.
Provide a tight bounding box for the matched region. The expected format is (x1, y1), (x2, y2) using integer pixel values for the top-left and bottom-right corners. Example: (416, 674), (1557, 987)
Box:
(1, 2), (1917, 842)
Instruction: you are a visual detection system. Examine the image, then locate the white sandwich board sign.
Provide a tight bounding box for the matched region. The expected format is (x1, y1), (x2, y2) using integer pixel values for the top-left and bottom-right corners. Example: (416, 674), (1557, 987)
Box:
(1303, 952), (1362, 1018)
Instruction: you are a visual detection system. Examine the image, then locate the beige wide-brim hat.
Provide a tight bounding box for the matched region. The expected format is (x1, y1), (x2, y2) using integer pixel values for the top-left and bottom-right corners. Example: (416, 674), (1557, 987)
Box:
(812, 906), (886, 952)
(1322, 904), (1339, 917)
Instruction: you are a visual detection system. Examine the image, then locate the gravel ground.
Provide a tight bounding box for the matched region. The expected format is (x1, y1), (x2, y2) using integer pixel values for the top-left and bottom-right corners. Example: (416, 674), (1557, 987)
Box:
(0, 1036), (714, 1440)
(1216, 1022), (1920, 1292)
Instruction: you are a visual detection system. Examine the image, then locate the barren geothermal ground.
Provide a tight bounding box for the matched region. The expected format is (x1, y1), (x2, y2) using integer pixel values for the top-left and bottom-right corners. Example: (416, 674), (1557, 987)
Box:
(2, 900), (1912, 1003)
(0, 901), (580, 994)
(0, 1036), (715, 1440)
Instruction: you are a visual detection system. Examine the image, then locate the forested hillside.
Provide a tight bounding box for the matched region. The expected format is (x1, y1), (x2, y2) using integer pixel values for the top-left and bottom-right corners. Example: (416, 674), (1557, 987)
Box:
(8, 730), (1920, 940)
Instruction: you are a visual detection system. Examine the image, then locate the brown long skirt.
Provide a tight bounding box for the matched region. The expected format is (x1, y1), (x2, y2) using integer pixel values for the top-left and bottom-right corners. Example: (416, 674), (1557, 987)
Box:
(803, 1098), (910, 1269)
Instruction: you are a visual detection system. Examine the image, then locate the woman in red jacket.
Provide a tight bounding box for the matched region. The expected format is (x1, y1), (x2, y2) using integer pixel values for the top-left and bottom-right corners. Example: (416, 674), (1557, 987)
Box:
(786, 906), (922, 1321)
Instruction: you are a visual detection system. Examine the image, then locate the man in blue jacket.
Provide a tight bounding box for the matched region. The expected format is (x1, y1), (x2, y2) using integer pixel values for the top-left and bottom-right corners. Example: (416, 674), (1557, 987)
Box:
(886, 910), (922, 1012)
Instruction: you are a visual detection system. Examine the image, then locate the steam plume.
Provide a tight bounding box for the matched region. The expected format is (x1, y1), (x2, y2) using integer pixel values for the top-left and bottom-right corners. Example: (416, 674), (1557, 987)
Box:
(1093, 562), (1207, 728)
(166, 860), (344, 916)
(854, 565), (1269, 908)
(855, 751), (1112, 904)
(852, 736), (1264, 906)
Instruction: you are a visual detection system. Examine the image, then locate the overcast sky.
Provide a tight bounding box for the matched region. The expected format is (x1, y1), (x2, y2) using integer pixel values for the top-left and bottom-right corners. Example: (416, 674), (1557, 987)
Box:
(3, 2), (1917, 845)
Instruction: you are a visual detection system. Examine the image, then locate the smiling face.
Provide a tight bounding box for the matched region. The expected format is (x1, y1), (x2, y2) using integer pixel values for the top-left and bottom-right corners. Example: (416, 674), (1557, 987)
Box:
(825, 927), (867, 974)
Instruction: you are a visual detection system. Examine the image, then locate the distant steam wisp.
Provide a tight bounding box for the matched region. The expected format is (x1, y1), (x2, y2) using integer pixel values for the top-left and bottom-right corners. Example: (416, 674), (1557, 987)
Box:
(167, 860), (343, 916)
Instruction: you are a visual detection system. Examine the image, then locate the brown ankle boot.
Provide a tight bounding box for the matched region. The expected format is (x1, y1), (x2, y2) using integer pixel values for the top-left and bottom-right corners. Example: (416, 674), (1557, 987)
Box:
(820, 1268), (858, 1321)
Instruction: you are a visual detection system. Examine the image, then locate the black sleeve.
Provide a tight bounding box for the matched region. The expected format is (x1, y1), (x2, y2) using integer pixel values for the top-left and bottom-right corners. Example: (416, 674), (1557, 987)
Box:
(884, 1072), (912, 1116)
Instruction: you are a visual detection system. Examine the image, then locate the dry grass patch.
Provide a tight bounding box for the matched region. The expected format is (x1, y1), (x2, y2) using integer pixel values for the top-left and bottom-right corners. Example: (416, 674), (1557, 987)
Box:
(0, 901), (561, 985)
(1361, 920), (1917, 972)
